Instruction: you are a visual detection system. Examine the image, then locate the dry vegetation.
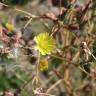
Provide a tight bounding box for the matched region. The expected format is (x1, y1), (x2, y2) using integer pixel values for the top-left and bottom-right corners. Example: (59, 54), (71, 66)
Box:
(0, 0), (96, 96)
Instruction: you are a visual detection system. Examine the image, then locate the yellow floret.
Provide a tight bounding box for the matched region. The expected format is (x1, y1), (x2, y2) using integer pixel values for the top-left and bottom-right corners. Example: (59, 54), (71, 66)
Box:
(34, 32), (55, 55)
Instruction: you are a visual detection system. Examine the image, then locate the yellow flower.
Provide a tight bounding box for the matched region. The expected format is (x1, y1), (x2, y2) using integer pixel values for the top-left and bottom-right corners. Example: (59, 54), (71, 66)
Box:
(5, 23), (14, 32)
(34, 32), (55, 55)
(39, 58), (48, 71)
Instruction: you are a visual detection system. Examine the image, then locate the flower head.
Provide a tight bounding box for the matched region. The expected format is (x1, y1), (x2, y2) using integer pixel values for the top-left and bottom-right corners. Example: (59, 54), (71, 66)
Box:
(34, 32), (55, 55)
(39, 58), (48, 71)
(5, 23), (14, 32)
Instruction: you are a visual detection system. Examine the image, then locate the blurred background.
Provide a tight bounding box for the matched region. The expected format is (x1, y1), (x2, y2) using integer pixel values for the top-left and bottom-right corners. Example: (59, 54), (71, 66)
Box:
(0, 0), (96, 96)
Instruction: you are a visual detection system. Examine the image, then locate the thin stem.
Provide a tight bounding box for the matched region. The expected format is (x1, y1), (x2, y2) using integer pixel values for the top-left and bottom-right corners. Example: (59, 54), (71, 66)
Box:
(0, 2), (56, 21)
(23, 18), (33, 29)
(86, 47), (96, 61)
(34, 90), (55, 96)
(50, 54), (72, 63)
(46, 79), (62, 93)
(78, 66), (91, 76)
(14, 8), (38, 18)
(50, 54), (64, 60)
(36, 51), (40, 86)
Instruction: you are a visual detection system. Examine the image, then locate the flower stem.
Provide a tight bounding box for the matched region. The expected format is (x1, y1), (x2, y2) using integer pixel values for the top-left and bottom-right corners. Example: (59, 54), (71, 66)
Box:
(36, 51), (40, 86)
